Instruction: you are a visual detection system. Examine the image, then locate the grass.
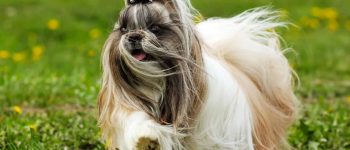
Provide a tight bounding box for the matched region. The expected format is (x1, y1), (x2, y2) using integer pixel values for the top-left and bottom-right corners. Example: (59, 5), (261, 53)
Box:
(0, 0), (349, 149)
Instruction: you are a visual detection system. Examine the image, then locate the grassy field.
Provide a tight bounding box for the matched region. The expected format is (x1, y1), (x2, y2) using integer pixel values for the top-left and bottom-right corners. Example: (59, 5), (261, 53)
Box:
(0, 0), (349, 149)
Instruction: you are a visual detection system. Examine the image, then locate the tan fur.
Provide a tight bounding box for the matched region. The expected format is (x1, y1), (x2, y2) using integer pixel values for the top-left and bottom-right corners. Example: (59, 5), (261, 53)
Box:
(100, 1), (297, 149)
(98, 1), (207, 148)
(207, 36), (298, 149)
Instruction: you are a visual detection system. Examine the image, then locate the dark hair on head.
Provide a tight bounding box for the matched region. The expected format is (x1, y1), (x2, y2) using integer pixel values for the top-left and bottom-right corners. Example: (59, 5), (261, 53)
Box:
(128, 0), (153, 5)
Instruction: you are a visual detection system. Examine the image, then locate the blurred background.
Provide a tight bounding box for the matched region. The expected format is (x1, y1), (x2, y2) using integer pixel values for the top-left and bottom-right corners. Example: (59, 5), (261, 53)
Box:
(0, 0), (349, 149)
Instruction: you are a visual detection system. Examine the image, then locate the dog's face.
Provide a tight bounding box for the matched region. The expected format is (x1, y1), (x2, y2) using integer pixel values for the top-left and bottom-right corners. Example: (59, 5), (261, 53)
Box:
(100, 0), (205, 129)
(117, 2), (183, 63)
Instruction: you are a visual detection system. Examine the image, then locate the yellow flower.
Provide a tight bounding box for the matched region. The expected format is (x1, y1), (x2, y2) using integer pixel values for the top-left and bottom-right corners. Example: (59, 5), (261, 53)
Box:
(48, 19), (60, 30)
(328, 19), (339, 32)
(323, 8), (338, 20)
(301, 17), (320, 29)
(311, 7), (338, 20)
(32, 45), (45, 61)
(90, 28), (101, 39)
(327, 105), (334, 112)
(311, 7), (322, 18)
(308, 19), (320, 29)
(346, 96), (350, 105)
(88, 50), (96, 57)
(13, 52), (26, 62)
(345, 97), (350, 104)
(0, 66), (9, 73)
(12, 106), (22, 114)
(28, 124), (38, 131)
(345, 20), (350, 31)
(0, 50), (10, 59)
(308, 7), (339, 31)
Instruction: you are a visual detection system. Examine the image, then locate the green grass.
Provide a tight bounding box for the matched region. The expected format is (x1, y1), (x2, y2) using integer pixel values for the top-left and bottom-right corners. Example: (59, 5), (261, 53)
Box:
(1, 0), (349, 149)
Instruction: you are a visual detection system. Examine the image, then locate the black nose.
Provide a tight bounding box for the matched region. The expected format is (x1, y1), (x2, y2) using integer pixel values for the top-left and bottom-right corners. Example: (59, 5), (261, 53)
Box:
(128, 34), (143, 43)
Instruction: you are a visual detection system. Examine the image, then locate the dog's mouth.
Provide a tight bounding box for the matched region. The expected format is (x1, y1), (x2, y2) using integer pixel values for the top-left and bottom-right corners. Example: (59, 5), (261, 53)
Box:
(131, 49), (151, 61)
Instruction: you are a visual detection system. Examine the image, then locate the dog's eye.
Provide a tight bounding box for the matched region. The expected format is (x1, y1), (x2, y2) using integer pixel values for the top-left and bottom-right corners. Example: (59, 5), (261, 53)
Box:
(149, 25), (160, 33)
(120, 27), (128, 33)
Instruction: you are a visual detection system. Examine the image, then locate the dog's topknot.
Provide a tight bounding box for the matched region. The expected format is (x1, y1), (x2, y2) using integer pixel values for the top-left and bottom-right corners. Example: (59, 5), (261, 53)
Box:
(128, 0), (153, 5)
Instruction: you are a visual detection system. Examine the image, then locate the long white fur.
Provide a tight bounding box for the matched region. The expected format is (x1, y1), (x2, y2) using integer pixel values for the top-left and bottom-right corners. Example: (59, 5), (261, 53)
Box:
(114, 111), (185, 149)
(106, 6), (292, 150)
(190, 54), (254, 150)
(191, 8), (289, 149)
(113, 53), (255, 149)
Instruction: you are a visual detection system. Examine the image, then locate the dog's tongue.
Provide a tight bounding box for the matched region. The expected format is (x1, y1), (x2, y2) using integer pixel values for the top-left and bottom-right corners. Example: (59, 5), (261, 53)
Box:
(132, 50), (147, 61)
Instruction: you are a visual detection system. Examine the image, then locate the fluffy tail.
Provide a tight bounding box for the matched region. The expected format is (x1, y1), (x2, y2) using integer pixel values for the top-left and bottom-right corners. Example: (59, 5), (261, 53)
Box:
(197, 8), (299, 149)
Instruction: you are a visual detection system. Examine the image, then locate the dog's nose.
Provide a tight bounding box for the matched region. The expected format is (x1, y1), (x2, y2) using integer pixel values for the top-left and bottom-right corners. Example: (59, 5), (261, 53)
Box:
(128, 34), (143, 43)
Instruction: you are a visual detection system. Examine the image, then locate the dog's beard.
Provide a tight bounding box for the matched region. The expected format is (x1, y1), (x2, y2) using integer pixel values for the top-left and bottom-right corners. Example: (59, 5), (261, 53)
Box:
(101, 2), (206, 128)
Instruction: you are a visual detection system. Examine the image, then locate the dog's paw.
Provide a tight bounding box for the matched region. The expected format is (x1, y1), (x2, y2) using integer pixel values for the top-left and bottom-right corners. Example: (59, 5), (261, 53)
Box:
(136, 137), (160, 150)
(122, 112), (162, 150)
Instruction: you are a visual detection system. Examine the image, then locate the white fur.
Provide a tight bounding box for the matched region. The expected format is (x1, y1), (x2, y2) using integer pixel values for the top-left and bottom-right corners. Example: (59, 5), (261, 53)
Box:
(108, 8), (293, 150)
(189, 54), (254, 150)
(113, 110), (185, 150)
(114, 54), (254, 150)
(188, 8), (289, 149)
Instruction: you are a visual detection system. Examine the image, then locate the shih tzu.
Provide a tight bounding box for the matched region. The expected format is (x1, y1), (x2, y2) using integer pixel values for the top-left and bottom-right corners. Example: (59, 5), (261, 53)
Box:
(98, 0), (298, 149)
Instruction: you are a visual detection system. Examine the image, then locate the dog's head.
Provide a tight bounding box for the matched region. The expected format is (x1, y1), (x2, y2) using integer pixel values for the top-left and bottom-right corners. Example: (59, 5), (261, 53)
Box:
(99, 0), (206, 133)
(118, 0), (184, 63)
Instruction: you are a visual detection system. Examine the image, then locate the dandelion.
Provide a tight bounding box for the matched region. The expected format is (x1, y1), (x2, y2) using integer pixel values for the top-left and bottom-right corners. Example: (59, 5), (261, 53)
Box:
(345, 20), (350, 31)
(28, 124), (38, 131)
(88, 50), (96, 57)
(328, 19), (339, 32)
(323, 8), (338, 20)
(12, 106), (22, 114)
(311, 7), (338, 20)
(0, 50), (10, 59)
(13, 52), (26, 62)
(311, 7), (322, 18)
(48, 18), (60, 30)
(90, 28), (101, 39)
(327, 106), (334, 113)
(346, 96), (350, 105)
(301, 17), (320, 29)
(308, 19), (320, 29)
(0, 66), (9, 73)
(32, 45), (45, 61)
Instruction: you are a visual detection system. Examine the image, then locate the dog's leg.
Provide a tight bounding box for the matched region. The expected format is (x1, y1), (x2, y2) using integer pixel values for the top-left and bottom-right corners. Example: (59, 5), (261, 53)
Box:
(120, 111), (161, 150)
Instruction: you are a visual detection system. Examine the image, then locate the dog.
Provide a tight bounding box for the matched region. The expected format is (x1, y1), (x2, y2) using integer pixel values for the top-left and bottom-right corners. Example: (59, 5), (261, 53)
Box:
(98, 0), (298, 149)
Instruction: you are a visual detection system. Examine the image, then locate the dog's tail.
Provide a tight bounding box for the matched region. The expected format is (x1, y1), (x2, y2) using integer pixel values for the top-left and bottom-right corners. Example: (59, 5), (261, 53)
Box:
(197, 8), (299, 150)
